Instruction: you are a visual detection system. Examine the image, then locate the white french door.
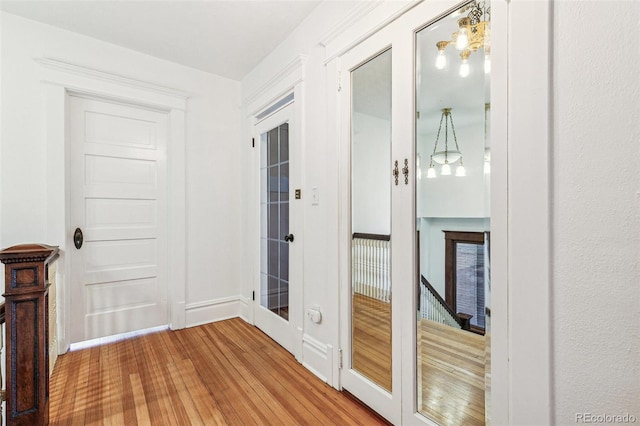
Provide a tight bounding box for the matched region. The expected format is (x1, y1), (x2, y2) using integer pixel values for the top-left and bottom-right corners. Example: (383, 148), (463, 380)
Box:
(253, 102), (302, 356)
(338, 1), (484, 424)
(69, 95), (169, 343)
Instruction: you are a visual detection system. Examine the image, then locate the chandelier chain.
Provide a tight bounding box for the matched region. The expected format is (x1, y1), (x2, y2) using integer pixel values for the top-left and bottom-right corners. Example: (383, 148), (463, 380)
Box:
(449, 111), (461, 153)
(431, 111), (445, 157)
(444, 113), (449, 161)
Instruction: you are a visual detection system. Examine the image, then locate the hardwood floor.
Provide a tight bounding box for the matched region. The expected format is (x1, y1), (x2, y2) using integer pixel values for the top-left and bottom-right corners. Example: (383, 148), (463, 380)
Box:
(350, 295), (487, 425)
(49, 318), (387, 425)
(352, 293), (392, 392)
(417, 319), (486, 426)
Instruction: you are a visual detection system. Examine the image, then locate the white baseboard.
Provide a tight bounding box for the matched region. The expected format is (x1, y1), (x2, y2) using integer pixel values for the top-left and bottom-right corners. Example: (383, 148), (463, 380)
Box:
(185, 296), (242, 327)
(302, 333), (330, 383)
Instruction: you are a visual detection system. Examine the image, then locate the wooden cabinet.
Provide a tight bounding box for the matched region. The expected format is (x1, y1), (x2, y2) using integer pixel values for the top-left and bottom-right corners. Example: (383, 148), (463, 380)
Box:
(0, 244), (59, 425)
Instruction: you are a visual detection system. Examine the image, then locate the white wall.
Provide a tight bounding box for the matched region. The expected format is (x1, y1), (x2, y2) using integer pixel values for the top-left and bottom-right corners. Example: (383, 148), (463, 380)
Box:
(552, 1), (640, 423)
(0, 12), (243, 325)
(352, 112), (390, 235)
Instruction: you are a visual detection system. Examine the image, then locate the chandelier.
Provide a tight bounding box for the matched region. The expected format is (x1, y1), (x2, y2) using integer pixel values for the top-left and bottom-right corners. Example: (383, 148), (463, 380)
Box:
(434, 1), (491, 77)
(427, 108), (465, 178)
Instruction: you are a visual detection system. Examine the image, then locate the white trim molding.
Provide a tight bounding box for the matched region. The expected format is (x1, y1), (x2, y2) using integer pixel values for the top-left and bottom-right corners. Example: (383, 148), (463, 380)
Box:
(39, 58), (188, 351)
(504, 0), (553, 424)
(243, 54), (308, 117)
(318, 1), (383, 47)
(36, 58), (188, 110)
(302, 333), (330, 383)
(185, 296), (244, 328)
(321, 0), (422, 64)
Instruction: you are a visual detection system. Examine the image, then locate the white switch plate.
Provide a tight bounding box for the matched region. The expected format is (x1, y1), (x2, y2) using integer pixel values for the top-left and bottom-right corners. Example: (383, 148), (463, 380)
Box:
(311, 187), (319, 205)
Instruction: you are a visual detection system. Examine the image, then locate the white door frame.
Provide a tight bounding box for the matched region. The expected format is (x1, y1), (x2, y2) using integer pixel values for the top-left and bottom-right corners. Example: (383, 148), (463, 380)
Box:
(38, 58), (188, 354)
(243, 56), (307, 361)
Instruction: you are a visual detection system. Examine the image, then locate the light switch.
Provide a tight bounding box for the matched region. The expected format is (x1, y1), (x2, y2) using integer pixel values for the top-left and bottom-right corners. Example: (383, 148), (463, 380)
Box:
(311, 187), (319, 205)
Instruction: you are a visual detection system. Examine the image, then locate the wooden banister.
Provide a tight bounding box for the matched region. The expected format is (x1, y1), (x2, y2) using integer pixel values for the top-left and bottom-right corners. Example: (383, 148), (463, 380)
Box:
(421, 275), (472, 330)
(0, 244), (59, 426)
(352, 233), (391, 241)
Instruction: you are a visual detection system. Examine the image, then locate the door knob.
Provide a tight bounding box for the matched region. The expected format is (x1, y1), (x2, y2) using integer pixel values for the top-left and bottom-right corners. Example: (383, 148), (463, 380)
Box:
(73, 227), (84, 249)
(284, 234), (295, 242)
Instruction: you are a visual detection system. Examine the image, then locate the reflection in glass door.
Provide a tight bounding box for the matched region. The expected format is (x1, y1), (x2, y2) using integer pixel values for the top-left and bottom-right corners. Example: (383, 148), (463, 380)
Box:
(351, 49), (393, 392)
(415, 1), (491, 425)
(339, 34), (400, 423)
(261, 123), (290, 320)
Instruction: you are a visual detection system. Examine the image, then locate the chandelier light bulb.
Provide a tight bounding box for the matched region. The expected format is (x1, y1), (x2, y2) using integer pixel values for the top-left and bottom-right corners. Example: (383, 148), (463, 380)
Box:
(459, 59), (470, 78)
(456, 163), (466, 177)
(484, 54), (491, 74)
(456, 28), (469, 50)
(435, 50), (447, 70)
(426, 166), (436, 179)
(441, 162), (452, 176)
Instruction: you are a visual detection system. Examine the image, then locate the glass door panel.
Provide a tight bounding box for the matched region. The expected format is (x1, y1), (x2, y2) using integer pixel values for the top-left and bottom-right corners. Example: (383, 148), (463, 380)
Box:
(415, 1), (491, 424)
(254, 101), (298, 356)
(351, 48), (393, 392)
(261, 123), (290, 320)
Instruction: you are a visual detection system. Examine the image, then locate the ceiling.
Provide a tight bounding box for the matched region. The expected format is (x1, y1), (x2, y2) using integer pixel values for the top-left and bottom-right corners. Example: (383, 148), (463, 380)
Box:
(0, 0), (322, 81)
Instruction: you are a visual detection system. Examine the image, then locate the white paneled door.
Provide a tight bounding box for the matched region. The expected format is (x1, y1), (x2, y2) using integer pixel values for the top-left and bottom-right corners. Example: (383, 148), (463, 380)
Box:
(69, 95), (169, 343)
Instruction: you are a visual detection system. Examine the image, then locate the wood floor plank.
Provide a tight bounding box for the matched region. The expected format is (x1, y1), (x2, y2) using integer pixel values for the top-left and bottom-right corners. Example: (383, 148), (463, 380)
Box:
(129, 373), (152, 425)
(104, 341), (125, 426)
(69, 348), (92, 426)
(139, 334), (179, 424)
(116, 337), (142, 425)
(179, 358), (227, 425)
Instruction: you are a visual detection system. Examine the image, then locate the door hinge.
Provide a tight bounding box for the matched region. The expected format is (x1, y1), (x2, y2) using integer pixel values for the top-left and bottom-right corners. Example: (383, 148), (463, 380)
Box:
(338, 348), (343, 369)
(252, 291), (255, 301)
(252, 138), (255, 148)
(337, 71), (342, 92)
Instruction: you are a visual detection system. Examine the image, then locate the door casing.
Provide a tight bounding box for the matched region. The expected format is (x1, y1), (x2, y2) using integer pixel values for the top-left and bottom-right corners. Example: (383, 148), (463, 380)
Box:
(39, 59), (188, 354)
(252, 101), (304, 357)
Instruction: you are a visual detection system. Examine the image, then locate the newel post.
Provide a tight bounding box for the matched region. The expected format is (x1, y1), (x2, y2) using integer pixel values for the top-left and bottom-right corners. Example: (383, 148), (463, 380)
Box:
(0, 244), (59, 425)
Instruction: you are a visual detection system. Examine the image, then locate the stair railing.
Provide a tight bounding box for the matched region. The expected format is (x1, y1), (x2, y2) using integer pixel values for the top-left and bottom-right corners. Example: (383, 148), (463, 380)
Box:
(352, 233), (391, 302)
(420, 275), (472, 330)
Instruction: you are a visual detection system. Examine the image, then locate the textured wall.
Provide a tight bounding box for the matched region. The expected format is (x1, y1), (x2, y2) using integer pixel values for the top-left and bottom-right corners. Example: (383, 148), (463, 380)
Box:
(552, 1), (640, 423)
